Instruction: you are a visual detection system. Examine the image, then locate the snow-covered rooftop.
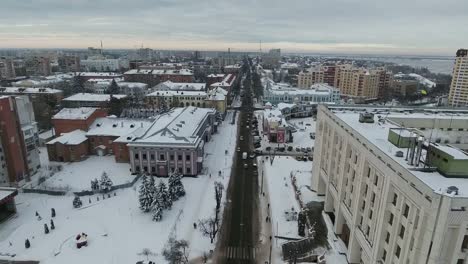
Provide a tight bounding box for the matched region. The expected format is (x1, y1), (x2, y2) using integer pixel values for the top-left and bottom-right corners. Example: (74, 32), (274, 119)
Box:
(0, 188), (17, 202)
(87, 117), (153, 138)
(63, 93), (127, 102)
(147, 90), (207, 97)
(124, 69), (193, 75)
(333, 109), (468, 197)
(0, 87), (62, 95)
(76, 72), (123, 77)
(130, 106), (216, 146)
(155, 81), (206, 91)
(47, 130), (88, 145)
(431, 144), (468, 160)
(52, 107), (98, 120)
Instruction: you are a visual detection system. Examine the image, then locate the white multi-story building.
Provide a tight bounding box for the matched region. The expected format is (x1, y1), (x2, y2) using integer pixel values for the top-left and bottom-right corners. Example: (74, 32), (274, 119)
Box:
(313, 105), (468, 264)
(263, 80), (340, 105)
(81, 58), (129, 71)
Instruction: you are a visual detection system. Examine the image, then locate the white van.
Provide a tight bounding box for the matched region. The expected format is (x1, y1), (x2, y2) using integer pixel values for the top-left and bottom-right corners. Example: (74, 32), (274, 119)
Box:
(242, 152), (247, 160)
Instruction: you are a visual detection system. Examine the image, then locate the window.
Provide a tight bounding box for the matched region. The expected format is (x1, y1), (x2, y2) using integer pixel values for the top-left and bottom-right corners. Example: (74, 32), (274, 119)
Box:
(136, 166), (140, 172)
(151, 167), (156, 173)
(186, 155), (191, 161)
(403, 204), (410, 218)
(186, 167), (191, 174)
(170, 155), (174, 161)
(374, 175), (379, 185)
(462, 235), (468, 250)
(143, 166), (148, 172)
(160, 154), (165, 160)
(178, 167), (183, 173)
(178, 155), (182, 161)
(389, 213), (394, 225)
(382, 250), (387, 261)
(371, 192), (375, 204)
(392, 193), (398, 206)
(134, 153), (139, 159)
(361, 201), (366, 211)
(385, 232), (390, 243)
(150, 154), (155, 160)
(142, 154), (147, 160)
(395, 246), (401, 258)
(369, 210), (373, 219)
(399, 225), (405, 238)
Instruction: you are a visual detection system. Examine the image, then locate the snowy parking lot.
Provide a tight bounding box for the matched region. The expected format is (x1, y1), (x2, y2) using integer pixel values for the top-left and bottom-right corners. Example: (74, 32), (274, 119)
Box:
(0, 111), (239, 264)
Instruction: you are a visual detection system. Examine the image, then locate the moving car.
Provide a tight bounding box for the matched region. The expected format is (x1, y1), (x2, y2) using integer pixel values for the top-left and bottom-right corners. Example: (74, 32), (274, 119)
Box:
(242, 152), (247, 160)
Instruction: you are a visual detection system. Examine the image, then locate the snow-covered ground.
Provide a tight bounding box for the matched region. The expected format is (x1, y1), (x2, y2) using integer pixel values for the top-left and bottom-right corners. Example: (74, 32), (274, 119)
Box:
(32, 154), (134, 192)
(0, 111), (239, 263)
(262, 156), (346, 264)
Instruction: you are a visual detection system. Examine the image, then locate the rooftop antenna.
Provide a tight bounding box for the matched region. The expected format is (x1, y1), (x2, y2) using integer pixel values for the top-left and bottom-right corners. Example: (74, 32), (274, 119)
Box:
(100, 40), (103, 55)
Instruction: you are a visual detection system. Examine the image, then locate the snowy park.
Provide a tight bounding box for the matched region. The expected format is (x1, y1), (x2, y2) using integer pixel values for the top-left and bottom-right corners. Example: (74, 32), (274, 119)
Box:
(0, 111), (239, 263)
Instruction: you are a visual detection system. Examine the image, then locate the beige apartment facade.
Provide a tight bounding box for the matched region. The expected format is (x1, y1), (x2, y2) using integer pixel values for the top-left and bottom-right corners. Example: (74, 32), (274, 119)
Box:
(312, 105), (468, 264)
(449, 49), (468, 107)
(297, 67), (325, 88)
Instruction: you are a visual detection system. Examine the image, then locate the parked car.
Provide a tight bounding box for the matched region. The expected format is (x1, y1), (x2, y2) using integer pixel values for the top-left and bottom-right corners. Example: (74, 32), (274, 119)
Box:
(296, 156), (302, 161)
(308, 156), (313, 161)
(254, 150), (263, 155)
(266, 146), (271, 151)
(301, 147), (306, 152)
(302, 156), (308, 161)
(287, 146), (293, 151)
(295, 147), (301, 152)
(306, 147), (312, 152)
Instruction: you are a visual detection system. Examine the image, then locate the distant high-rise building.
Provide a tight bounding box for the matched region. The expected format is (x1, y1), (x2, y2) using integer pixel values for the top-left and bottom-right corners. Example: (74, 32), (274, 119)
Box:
(262, 49), (281, 69)
(334, 64), (392, 100)
(88, 47), (103, 57)
(58, 55), (81, 72)
(448, 49), (468, 107)
(297, 66), (324, 88)
(25, 56), (51, 76)
(0, 96), (40, 185)
(0, 57), (16, 79)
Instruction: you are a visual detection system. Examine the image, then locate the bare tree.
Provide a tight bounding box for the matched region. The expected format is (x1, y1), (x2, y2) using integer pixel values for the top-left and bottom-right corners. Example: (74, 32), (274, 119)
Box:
(162, 237), (189, 264)
(198, 217), (218, 244)
(138, 248), (156, 261)
(199, 182), (224, 244)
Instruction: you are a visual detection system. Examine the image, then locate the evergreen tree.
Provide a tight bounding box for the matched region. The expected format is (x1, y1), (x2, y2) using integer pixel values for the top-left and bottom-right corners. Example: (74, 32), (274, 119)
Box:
(44, 223), (49, 234)
(157, 181), (172, 210)
(25, 239), (30, 249)
(51, 208), (56, 218)
(148, 175), (157, 204)
(50, 219), (55, 230)
(168, 171), (185, 201)
(100, 172), (113, 192)
(138, 175), (153, 212)
(152, 205), (163, 222)
(108, 96), (124, 117)
(91, 178), (99, 190)
(72, 75), (85, 93)
(73, 196), (83, 208)
(107, 79), (120, 95)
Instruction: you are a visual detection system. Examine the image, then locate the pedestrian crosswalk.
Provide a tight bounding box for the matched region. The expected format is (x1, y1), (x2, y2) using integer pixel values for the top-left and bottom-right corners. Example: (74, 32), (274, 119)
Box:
(222, 246), (256, 260)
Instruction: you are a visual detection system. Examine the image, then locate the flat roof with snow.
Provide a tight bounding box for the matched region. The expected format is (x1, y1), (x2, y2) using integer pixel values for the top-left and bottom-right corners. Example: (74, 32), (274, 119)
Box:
(0, 87), (62, 95)
(331, 108), (468, 197)
(47, 130), (88, 145)
(124, 69), (193, 75)
(52, 107), (98, 120)
(63, 93), (127, 102)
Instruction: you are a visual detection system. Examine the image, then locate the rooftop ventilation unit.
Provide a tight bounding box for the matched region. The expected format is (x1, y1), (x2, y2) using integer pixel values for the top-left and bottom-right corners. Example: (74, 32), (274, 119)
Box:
(447, 186), (459, 195)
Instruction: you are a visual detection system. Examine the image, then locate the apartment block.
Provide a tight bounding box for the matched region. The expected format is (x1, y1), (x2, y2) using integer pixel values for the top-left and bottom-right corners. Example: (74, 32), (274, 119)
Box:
(0, 57), (16, 79)
(449, 49), (468, 107)
(334, 65), (392, 100)
(297, 66), (324, 88)
(313, 105), (468, 264)
(0, 96), (40, 185)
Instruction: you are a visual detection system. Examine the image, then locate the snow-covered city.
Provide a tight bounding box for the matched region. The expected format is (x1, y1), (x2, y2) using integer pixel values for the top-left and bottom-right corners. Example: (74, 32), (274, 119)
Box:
(0, 28), (467, 264)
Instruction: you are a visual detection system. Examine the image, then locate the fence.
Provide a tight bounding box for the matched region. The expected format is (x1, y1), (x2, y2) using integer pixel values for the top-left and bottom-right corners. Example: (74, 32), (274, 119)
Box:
(23, 174), (143, 197)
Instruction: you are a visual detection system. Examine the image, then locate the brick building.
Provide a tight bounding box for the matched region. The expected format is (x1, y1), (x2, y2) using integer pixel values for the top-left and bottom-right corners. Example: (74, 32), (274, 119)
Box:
(52, 107), (108, 135)
(0, 96), (40, 185)
(46, 130), (88, 162)
(123, 69), (194, 86)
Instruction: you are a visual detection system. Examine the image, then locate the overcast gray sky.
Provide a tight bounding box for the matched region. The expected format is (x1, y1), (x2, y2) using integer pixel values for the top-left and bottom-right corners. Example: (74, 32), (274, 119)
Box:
(0, 0), (467, 55)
